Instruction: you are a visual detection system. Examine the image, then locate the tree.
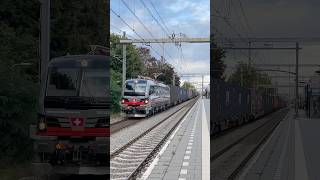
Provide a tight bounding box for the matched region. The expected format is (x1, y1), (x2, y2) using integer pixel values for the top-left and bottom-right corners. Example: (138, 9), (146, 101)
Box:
(110, 34), (147, 112)
(155, 60), (176, 85)
(50, 0), (108, 58)
(109, 34), (181, 112)
(228, 61), (272, 88)
(182, 81), (195, 89)
(0, 0), (109, 166)
(211, 39), (226, 80)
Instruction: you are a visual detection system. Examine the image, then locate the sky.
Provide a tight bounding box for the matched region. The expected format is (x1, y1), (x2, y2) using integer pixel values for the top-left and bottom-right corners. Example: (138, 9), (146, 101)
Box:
(212, 0), (320, 99)
(110, 0), (210, 90)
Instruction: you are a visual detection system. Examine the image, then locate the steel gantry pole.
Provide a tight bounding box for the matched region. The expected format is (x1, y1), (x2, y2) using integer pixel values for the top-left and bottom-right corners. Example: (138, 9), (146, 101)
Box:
(295, 42), (300, 117)
(173, 73), (175, 86)
(248, 41), (252, 67)
(122, 43), (127, 97)
(202, 75), (204, 99)
(40, 0), (50, 83)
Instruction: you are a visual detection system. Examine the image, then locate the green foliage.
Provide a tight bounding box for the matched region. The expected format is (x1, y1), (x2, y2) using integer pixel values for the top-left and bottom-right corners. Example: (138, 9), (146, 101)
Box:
(182, 81), (195, 89)
(211, 39), (226, 80)
(51, 0), (108, 57)
(0, 68), (37, 164)
(110, 34), (147, 112)
(0, 0), (39, 165)
(0, 0), (108, 166)
(228, 61), (272, 88)
(110, 69), (122, 112)
(110, 33), (184, 112)
(156, 62), (176, 85)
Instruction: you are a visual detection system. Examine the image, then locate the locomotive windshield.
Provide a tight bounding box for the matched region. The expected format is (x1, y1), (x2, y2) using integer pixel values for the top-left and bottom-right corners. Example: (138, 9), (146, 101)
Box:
(46, 67), (109, 97)
(80, 69), (109, 97)
(124, 80), (147, 96)
(46, 67), (80, 96)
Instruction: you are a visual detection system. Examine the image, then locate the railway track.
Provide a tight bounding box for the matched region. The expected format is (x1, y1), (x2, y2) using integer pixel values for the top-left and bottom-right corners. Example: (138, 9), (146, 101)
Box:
(211, 109), (289, 180)
(110, 98), (198, 180)
(110, 100), (194, 134)
(111, 118), (141, 134)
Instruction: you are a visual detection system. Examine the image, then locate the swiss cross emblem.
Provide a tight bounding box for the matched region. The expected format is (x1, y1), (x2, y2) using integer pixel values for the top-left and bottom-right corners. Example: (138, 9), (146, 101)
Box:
(70, 117), (85, 130)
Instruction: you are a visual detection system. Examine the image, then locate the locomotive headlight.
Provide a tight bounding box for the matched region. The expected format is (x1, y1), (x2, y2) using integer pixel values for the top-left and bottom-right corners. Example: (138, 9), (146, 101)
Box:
(38, 115), (46, 131)
(144, 99), (149, 104)
(39, 122), (46, 130)
(121, 99), (125, 104)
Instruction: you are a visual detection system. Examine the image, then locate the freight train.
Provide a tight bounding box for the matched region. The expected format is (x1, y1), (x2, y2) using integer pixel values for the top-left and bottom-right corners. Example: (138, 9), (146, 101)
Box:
(30, 54), (109, 174)
(304, 76), (320, 117)
(211, 79), (286, 135)
(121, 78), (198, 117)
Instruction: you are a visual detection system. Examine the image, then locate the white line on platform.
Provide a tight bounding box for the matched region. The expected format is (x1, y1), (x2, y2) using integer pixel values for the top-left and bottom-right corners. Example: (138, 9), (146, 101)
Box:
(183, 162), (189, 166)
(184, 155), (190, 160)
(202, 99), (210, 180)
(295, 119), (309, 180)
(180, 169), (188, 175)
(140, 99), (199, 180)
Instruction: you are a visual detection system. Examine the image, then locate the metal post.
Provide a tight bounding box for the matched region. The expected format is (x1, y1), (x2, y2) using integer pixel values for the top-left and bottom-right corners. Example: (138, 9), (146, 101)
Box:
(40, 0), (50, 83)
(240, 69), (243, 87)
(202, 75), (204, 99)
(172, 74), (175, 86)
(295, 42), (299, 117)
(122, 44), (126, 97)
(289, 66), (291, 104)
(248, 41), (251, 67)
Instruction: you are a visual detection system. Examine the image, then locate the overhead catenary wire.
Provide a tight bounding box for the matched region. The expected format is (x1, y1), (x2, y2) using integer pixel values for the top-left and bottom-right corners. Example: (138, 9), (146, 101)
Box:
(212, 0), (268, 64)
(111, 9), (163, 58)
(139, 0), (171, 38)
(137, 0), (190, 72)
(111, 9), (187, 74)
(118, 0), (189, 74)
(149, 0), (172, 35)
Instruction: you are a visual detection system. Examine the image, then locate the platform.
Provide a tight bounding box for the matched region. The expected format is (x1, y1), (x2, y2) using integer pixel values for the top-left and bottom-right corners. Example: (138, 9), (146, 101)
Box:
(239, 109), (320, 180)
(143, 98), (210, 180)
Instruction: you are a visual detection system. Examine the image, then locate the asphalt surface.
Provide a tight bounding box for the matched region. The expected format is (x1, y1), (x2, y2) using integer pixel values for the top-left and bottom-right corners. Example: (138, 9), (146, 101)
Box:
(144, 98), (210, 180)
(297, 113), (320, 180)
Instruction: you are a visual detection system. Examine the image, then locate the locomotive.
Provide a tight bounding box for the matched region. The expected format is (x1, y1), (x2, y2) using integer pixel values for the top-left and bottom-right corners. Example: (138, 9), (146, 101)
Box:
(30, 55), (109, 174)
(121, 78), (198, 117)
(211, 79), (286, 135)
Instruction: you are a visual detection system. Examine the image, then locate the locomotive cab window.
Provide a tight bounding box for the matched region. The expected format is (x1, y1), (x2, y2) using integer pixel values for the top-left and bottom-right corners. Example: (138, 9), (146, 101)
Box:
(149, 86), (155, 95)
